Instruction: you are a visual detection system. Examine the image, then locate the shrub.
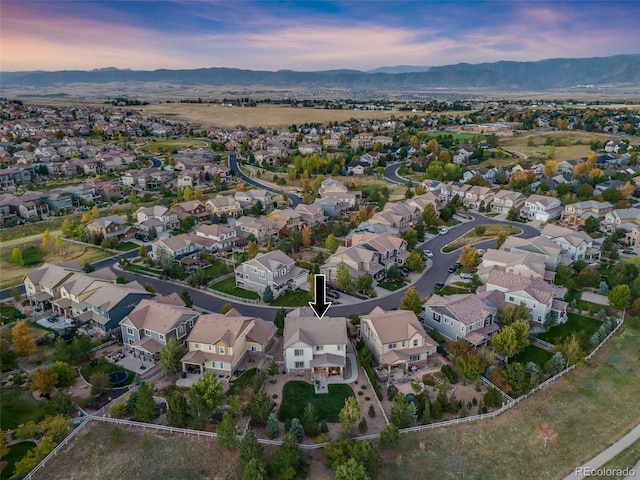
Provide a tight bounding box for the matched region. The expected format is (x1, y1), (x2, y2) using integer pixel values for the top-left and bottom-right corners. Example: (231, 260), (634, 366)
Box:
(387, 384), (398, 401)
(358, 417), (368, 434)
(358, 391), (363, 396)
(380, 424), (400, 448)
(368, 404), (376, 418)
(441, 364), (458, 384)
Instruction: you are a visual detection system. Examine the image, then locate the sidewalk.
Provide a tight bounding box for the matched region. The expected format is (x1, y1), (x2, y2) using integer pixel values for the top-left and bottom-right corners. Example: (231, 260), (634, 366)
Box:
(564, 423), (640, 479)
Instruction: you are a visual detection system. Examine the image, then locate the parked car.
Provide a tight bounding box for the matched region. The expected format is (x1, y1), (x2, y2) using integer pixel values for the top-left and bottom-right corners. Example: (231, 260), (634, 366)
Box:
(136, 232), (150, 242)
(399, 267), (409, 277)
(439, 227), (449, 235)
(621, 250), (637, 255)
(423, 249), (433, 258)
(448, 266), (456, 273)
(435, 282), (445, 290)
(476, 248), (486, 255)
(453, 262), (461, 269)
(460, 272), (474, 279)
(326, 289), (340, 299)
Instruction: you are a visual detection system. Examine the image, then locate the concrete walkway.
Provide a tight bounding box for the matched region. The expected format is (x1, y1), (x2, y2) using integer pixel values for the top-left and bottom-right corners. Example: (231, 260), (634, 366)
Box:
(564, 423), (640, 479)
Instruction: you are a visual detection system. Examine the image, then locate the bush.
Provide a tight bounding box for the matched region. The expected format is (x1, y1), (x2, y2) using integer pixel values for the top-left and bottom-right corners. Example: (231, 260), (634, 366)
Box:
(368, 404), (376, 417)
(380, 424), (400, 448)
(358, 417), (368, 434)
(441, 364), (458, 384)
(387, 384), (398, 401)
(483, 387), (502, 408)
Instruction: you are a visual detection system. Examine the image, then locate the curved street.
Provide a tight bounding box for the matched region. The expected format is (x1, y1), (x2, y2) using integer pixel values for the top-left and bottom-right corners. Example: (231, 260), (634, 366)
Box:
(383, 162), (412, 185)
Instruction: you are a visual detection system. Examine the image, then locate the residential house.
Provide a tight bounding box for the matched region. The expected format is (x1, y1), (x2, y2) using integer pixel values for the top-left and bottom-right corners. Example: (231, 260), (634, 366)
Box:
(61, 184), (100, 204)
(233, 216), (280, 242)
(205, 195), (243, 219)
(172, 200), (209, 224)
(151, 233), (215, 260)
(491, 190), (526, 214)
(84, 282), (152, 334)
(267, 208), (304, 233)
(604, 208), (640, 230)
(463, 186), (495, 210)
(477, 270), (567, 326)
(562, 200), (614, 226)
(24, 263), (79, 309)
(321, 245), (385, 284)
(625, 226), (640, 250)
(349, 231), (409, 269)
(120, 299), (199, 360)
(453, 148), (472, 165)
(540, 224), (600, 262)
(405, 191), (441, 214)
(42, 189), (73, 212)
(440, 182), (472, 202)
(194, 223), (238, 252)
(318, 179), (361, 207)
(235, 250), (308, 299)
(368, 202), (420, 232)
(4, 191), (50, 219)
(283, 308), (348, 378)
(234, 189), (273, 210)
(86, 215), (135, 241)
(181, 309), (275, 375)
(478, 248), (550, 282)
(314, 196), (349, 218)
(293, 203), (327, 226)
(176, 169), (202, 188)
(501, 235), (563, 271)
(135, 205), (179, 234)
(423, 294), (497, 346)
(361, 306), (437, 372)
(51, 270), (114, 319)
(520, 194), (563, 222)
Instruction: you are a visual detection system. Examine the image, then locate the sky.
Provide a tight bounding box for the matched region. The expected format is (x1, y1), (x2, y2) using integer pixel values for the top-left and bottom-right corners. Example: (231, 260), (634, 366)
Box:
(2, 0), (639, 72)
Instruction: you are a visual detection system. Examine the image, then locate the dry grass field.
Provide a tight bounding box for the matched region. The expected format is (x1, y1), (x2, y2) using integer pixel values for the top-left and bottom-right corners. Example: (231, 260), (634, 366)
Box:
(142, 103), (397, 128)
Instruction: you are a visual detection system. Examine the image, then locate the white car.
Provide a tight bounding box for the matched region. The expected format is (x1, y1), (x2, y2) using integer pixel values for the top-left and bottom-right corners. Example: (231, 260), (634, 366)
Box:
(460, 272), (474, 279)
(439, 227), (449, 235)
(476, 248), (486, 255)
(423, 249), (433, 258)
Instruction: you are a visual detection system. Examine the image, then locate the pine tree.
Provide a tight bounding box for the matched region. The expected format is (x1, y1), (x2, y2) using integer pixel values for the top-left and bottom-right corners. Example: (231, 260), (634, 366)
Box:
(266, 413), (280, 439)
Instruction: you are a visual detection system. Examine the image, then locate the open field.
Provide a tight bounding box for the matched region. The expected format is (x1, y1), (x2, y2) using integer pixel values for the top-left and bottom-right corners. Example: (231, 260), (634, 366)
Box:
(143, 103), (398, 128)
(0, 234), (111, 289)
(590, 438), (640, 480)
(383, 323), (640, 480)
(139, 138), (210, 154)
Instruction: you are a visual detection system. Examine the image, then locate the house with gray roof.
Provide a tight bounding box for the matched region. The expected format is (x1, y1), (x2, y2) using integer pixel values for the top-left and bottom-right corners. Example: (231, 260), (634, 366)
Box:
(235, 250), (308, 299)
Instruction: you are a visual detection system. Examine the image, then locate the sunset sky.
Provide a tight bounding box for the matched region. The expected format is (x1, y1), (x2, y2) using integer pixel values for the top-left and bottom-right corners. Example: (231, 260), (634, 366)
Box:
(2, 0), (639, 72)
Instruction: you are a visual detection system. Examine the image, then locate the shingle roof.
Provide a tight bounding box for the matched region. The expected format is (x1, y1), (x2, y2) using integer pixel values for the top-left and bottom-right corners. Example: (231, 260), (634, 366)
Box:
(362, 307), (435, 345)
(425, 294), (494, 326)
(283, 311), (348, 349)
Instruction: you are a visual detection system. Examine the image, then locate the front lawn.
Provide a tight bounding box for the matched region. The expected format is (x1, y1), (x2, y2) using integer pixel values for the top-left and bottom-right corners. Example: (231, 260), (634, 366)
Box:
(123, 263), (161, 277)
(446, 224), (522, 250)
(278, 381), (355, 423)
(1, 441), (36, 479)
(80, 358), (135, 386)
(439, 285), (470, 296)
(511, 345), (553, 366)
(378, 280), (406, 291)
(115, 241), (138, 252)
(270, 289), (310, 307)
(537, 313), (602, 345)
(0, 387), (48, 430)
(211, 277), (260, 300)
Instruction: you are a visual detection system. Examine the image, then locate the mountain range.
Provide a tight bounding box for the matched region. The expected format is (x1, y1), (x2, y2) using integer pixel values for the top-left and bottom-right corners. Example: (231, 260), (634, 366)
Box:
(2, 55), (639, 92)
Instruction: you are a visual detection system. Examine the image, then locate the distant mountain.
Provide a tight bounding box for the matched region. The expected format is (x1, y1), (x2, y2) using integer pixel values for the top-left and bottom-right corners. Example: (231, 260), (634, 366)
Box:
(368, 65), (431, 74)
(2, 55), (639, 92)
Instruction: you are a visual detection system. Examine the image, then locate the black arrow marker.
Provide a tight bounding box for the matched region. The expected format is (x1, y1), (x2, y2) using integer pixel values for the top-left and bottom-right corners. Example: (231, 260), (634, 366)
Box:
(308, 274), (331, 319)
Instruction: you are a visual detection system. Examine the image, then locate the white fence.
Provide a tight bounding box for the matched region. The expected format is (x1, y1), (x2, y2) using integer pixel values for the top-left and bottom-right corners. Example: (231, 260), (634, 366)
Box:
(91, 339), (118, 353)
(585, 319), (623, 361)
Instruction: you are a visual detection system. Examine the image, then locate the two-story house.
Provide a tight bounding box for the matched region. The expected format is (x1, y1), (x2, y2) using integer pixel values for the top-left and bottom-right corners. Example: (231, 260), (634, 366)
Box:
(181, 310), (275, 375)
(194, 223), (237, 252)
(151, 233), (215, 260)
(540, 224), (600, 262)
(83, 282), (152, 334)
(51, 271), (114, 319)
(520, 194), (563, 222)
(205, 195), (243, 219)
(313, 196), (349, 218)
(604, 208), (640, 230)
(42, 189), (73, 213)
(294, 203), (327, 226)
(86, 214), (135, 242)
(120, 298), (199, 361)
(234, 189), (273, 210)
(233, 216), (280, 242)
(478, 249), (548, 281)
(361, 306), (437, 372)
(423, 294), (497, 347)
(283, 308), (348, 378)
(491, 190), (526, 214)
(462, 185), (495, 210)
(318, 178), (361, 207)
(24, 263), (79, 309)
(368, 202), (420, 232)
(235, 250), (309, 299)
(349, 232), (409, 270)
(136, 205), (179, 233)
(267, 208), (304, 234)
(501, 235), (563, 271)
(321, 245), (385, 285)
(562, 200), (614, 226)
(172, 200), (209, 224)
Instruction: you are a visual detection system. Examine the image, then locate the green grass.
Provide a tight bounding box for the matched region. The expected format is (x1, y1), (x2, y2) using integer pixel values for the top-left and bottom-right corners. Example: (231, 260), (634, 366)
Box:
(278, 381), (355, 423)
(564, 289), (604, 315)
(123, 263), (161, 277)
(590, 438), (640, 480)
(227, 368), (258, 397)
(22, 245), (44, 266)
(211, 277), (260, 300)
(115, 241), (139, 252)
(139, 139), (209, 154)
(0, 305), (23, 325)
(270, 289), (311, 307)
(0, 388), (48, 430)
(203, 260), (233, 278)
(1, 441), (36, 479)
(511, 345), (553, 366)
(428, 132), (477, 140)
(80, 359), (135, 386)
(378, 281), (406, 291)
(439, 285), (470, 296)
(537, 313), (603, 345)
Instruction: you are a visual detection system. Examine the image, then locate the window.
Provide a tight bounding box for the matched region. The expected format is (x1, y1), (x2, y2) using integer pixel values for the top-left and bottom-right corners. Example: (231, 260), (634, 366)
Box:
(388, 343), (397, 349)
(294, 349), (304, 356)
(144, 329), (150, 336)
(126, 327), (134, 335)
(179, 325), (184, 334)
(159, 334), (164, 341)
(461, 325), (465, 332)
(251, 346), (257, 352)
(409, 354), (420, 362)
(128, 338), (134, 345)
(295, 361), (305, 369)
(337, 345), (343, 351)
(508, 296), (514, 302)
(219, 346), (225, 355)
(413, 339), (419, 347)
(260, 271), (265, 279)
(432, 313), (441, 323)
(194, 343), (201, 349)
(208, 345), (212, 351)
(315, 345), (324, 352)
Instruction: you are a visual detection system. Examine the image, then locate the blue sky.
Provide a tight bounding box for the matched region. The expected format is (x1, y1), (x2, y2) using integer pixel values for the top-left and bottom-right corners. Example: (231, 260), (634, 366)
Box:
(2, 1), (639, 72)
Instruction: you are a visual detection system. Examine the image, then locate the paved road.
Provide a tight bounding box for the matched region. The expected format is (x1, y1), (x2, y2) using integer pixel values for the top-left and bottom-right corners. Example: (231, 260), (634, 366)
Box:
(564, 423), (640, 480)
(228, 153), (302, 207)
(149, 156), (162, 168)
(383, 162), (412, 185)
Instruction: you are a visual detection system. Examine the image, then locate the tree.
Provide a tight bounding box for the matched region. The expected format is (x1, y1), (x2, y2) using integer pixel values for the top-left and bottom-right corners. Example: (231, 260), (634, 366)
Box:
(181, 215), (196, 231)
(458, 245), (480, 268)
(403, 228), (418, 250)
(42, 229), (51, 247)
(301, 402), (319, 437)
(266, 431), (303, 480)
(492, 326), (518, 359)
(266, 413), (280, 439)
(339, 396), (361, 435)
(415, 220), (426, 242)
(239, 430), (263, 468)
(40, 414), (70, 440)
(139, 244), (148, 259)
(556, 333), (585, 368)
(0, 431), (8, 458)
(91, 205), (100, 219)
(584, 215), (600, 234)
(598, 281), (609, 296)
(159, 337), (186, 375)
(400, 287), (422, 316)
(505, 362), (529, 395)
(221, 303), (233, 314)
(247, 240), (259, 259)
(336, 263), (354, 293)
(90, 371), (112, 395)
(496, 231), (508, 249)
(179, 288), (193, 308)
(456, 351), (485, 379)
(422, 203), (439, 228)
(387, 264), (401, 280)
(194, 186), (203, 200)
(9, 248), (24, 266)
(166, 392), (190, 427)
(544, 160), (558, 177)
(183, 186), (193, 202)
(609, 284), (631, 312)
(325, 234), (338, 251)
(274, 307), (286, 332)
(49, 361), (76, 388)
(301, 226), (312, 248)
(406, 250), (426, 272)
(46, 391), (75, 416)
(129, 190), (138, 206)
(357, 275), (373, 294)
(217, 411), (238, 449)
(263, 285), (274, 303)
(510, 319), (531, 350)
(30, 367), (58, 394)
(498, 303), (533, 326)
(134, 382), (157, 422)
(243, 457), (265, 480)
(247, 391), (275, 427)
(536, 422), (558, 450)
(149, 226), (158, 240)
(379, 423), (400, 448)
(335, 458), (371, 480)
(507, 207), (520, 221)
(390, 393), (417, 428)
(288, 418), (305, 442)
(11, 321), (36, 357)
(189, 372), (224, 428)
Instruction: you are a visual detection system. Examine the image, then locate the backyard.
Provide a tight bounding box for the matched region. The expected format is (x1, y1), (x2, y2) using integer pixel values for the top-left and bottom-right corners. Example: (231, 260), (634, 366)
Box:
(80, 358), (135, 387)
(1, 441), (36, 480)
(511, 345), (553, 366)
(537, 313), (603, 345)
(210, 277), (260, 300)
(0, 387), (49, 430)
(226, 368), (258, 397)
(270, 289), (310, 307)
(278, 380), (355, 423)
(0, 305), (23, 326)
